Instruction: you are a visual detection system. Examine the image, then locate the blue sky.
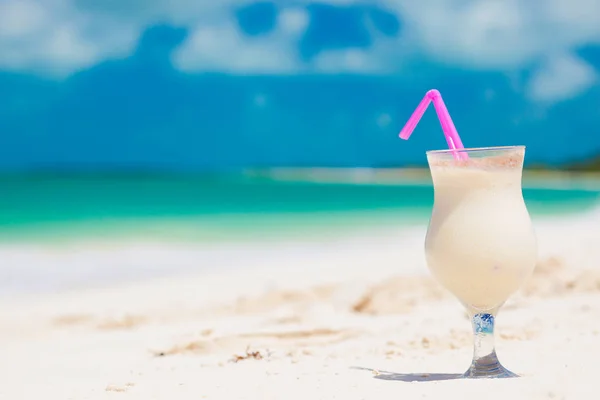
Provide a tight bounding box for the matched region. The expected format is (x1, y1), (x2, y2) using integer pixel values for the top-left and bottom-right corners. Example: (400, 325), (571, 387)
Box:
(0, 0), (599, 170)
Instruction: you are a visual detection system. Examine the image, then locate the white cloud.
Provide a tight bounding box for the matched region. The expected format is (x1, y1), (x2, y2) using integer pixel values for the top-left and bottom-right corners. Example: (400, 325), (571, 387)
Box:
(0, 0), (599, 99)
(172, 5), (399, 75)
(0, 0), (137, 76)
(278, 7), (309, 36)
(171, 7), (308, 74)
(384, 0), (600, 69)
(312, 49), (375, 73)
(0, 0), (46, 38)
(172, 21), (299, 74)
(311, 44), (400, 74)
(527, 52), (597, 102)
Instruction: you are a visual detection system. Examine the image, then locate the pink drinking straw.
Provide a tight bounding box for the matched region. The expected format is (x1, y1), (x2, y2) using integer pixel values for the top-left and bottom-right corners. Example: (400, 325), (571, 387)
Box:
(398, 89), (467, 160)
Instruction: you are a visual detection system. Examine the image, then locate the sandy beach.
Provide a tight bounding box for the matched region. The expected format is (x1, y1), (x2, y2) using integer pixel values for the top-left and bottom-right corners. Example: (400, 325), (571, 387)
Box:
(2, 208), (600, 399)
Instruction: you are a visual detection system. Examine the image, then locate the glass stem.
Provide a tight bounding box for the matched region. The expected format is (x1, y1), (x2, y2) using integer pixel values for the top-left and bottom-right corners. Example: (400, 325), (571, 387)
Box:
(470, 311), (497, 362)
(463, 306), (516, 378)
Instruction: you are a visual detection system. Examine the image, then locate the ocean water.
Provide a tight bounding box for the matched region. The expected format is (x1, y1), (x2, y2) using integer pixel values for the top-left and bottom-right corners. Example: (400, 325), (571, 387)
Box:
(1, 174), (599, 296)
(1, 174), (599, 243)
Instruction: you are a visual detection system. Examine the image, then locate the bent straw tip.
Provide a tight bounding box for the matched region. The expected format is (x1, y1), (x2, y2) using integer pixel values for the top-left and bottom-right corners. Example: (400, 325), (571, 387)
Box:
(426, 89), (441, 99)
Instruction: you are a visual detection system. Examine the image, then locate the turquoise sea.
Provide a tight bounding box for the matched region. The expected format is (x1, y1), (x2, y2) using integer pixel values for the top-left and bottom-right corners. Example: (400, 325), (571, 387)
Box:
(1, 172), (599, 296)
(1, 173), (599, 244)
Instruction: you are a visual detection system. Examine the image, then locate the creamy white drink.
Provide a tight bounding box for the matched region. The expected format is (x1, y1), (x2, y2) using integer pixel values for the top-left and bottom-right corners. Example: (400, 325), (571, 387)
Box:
(425, 146), (537, 310)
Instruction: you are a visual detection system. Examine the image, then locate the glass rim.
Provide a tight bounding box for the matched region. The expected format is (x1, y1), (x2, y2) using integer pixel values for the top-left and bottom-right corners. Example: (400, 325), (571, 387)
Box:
(426, 145), (525, 155)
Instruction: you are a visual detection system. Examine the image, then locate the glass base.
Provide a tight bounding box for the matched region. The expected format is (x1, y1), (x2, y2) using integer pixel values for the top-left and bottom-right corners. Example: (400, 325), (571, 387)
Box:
(462, 352), (519, 379)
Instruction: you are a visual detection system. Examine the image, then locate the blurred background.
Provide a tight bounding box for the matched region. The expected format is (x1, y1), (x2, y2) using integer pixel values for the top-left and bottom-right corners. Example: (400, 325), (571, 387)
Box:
(1, 0), (599, 295)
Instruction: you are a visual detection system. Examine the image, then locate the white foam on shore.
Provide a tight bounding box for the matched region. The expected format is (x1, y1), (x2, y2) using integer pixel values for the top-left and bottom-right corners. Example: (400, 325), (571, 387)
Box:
(0, 223), (429, 299)
(2, 203), (600, 301)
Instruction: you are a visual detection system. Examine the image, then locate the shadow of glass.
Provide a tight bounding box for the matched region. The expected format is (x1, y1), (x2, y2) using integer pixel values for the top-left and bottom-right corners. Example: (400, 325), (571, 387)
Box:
(351, 366), (463, 382)
(375, 372), (463, 382)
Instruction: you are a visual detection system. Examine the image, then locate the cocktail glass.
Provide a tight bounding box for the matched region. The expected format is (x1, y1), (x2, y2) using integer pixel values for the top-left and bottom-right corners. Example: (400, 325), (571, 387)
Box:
(425, 146), (537, 379)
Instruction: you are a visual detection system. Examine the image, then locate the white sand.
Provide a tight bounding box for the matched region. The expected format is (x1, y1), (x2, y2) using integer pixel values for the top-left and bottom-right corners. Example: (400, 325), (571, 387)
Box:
(2, 209), (600, 399)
